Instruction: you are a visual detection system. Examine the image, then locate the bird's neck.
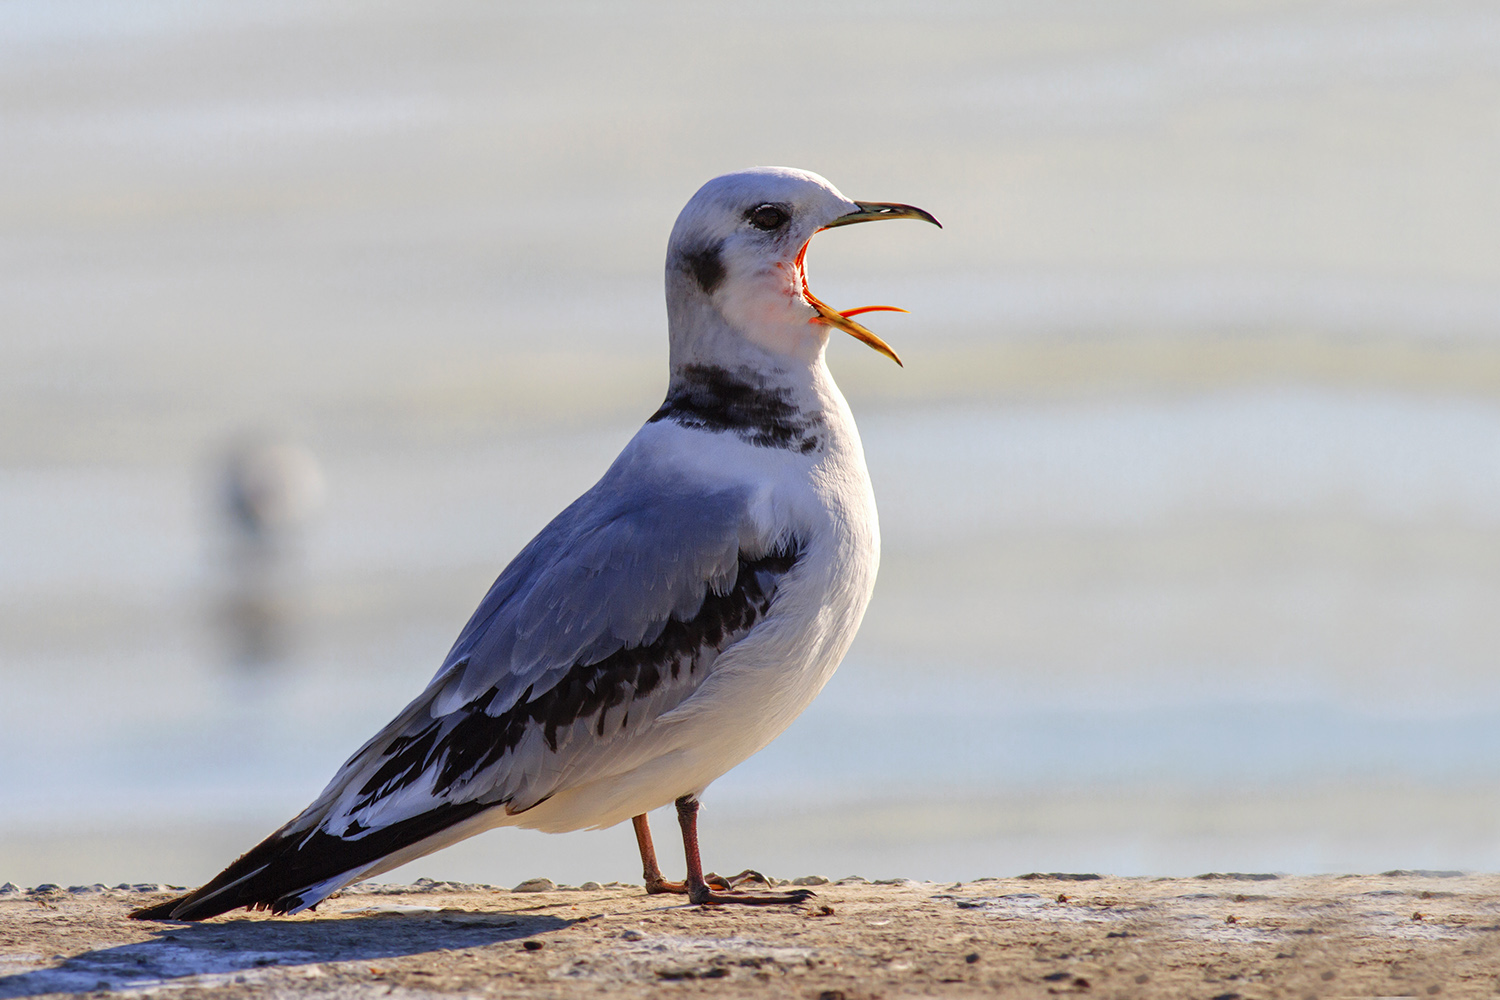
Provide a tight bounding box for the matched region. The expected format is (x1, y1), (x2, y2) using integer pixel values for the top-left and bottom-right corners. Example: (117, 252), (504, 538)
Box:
(661, 270), (857, 449)
(649, 340), (852, 460)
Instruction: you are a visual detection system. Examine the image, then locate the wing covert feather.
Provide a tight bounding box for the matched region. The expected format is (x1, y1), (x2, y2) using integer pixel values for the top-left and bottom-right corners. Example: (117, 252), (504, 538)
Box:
(437, 467), (754, 712)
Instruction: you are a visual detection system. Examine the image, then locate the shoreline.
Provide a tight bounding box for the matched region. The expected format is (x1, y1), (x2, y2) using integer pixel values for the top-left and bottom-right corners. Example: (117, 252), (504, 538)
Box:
(2, 873), (1496, 997)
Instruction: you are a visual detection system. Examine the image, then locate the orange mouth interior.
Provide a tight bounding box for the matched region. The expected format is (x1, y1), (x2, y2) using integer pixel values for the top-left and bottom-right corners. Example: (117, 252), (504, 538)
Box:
(794, 240), (907, 366)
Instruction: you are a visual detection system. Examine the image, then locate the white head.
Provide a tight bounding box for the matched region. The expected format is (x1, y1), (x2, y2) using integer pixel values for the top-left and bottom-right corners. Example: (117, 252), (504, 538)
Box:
(664, 167), (938, 372)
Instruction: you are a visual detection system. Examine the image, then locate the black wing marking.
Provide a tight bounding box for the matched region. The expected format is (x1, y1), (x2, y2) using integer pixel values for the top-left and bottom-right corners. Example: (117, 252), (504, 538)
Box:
(350, 541), (800, 815)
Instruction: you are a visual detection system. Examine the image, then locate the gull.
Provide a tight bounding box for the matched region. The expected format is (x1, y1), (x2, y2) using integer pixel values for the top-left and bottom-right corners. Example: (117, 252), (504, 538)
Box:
(131, 167), (938, 920)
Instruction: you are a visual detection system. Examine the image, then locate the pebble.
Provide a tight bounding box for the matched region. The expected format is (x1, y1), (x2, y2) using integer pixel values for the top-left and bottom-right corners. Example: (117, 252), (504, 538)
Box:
(579, 881), (603, 891)
(513, 878), (556, 893)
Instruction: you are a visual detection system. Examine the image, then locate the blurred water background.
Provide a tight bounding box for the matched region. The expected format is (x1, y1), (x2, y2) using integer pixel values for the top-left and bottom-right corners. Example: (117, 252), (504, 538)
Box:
(5, 0), (1500, 888)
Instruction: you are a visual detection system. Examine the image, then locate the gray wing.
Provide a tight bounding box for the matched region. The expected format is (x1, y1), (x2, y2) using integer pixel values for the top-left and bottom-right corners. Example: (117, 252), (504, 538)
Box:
(288, 452), (800, 836)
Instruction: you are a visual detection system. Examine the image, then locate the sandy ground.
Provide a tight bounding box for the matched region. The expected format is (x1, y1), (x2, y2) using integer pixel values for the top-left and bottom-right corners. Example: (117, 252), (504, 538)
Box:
(1, 873), (1498, 998)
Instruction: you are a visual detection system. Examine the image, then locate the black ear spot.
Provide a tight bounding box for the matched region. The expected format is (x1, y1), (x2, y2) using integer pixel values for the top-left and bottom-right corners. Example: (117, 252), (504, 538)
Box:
(681, 242), (725, 294)
(746, 204), (790, 231)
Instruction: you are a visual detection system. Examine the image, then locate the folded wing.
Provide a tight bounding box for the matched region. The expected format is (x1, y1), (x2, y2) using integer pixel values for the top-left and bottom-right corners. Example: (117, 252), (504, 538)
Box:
(131, 461), (802, 920)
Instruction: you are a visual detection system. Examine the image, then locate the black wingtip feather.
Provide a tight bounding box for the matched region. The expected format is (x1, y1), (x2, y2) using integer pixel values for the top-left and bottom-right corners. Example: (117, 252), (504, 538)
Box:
(127, 799), (494, 921)
(126, 825), (303, 921)
(128, 894), (194, 921)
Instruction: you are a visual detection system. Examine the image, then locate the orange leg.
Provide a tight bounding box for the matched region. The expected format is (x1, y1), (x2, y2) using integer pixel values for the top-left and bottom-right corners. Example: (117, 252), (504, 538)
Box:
(632, 810), (780, 899)
(673, 796), (813, 906)
(632, 813), (688, 895)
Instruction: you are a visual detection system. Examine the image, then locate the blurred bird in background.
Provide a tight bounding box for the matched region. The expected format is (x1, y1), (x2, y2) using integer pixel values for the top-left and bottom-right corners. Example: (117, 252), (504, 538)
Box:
(219, 438), (324, 669)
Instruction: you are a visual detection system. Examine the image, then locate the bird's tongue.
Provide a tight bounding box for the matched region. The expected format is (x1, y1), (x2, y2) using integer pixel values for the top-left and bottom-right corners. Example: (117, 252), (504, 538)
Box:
(795, 241), (907, 367)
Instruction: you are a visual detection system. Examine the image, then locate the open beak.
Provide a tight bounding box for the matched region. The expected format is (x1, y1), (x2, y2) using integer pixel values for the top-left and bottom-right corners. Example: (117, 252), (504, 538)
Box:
(804, 201), (942, 367)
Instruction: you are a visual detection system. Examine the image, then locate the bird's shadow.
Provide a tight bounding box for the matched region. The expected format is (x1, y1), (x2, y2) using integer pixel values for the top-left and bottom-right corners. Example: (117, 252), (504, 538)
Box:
(0, 908), (570, 998)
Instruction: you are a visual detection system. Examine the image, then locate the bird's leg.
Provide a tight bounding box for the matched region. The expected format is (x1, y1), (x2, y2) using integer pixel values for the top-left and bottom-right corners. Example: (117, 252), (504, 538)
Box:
(674, 795), (814, 906)
(633, 813), (736, 894)
(633, 813), (687, 895)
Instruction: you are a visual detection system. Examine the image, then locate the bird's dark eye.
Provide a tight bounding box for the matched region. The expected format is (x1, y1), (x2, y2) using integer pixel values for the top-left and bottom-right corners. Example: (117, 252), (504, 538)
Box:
(746, 204), (790, 231)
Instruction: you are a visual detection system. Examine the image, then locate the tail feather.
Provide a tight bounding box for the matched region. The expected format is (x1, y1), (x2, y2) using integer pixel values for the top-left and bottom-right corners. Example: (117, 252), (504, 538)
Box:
(129, 800), (491, 921)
